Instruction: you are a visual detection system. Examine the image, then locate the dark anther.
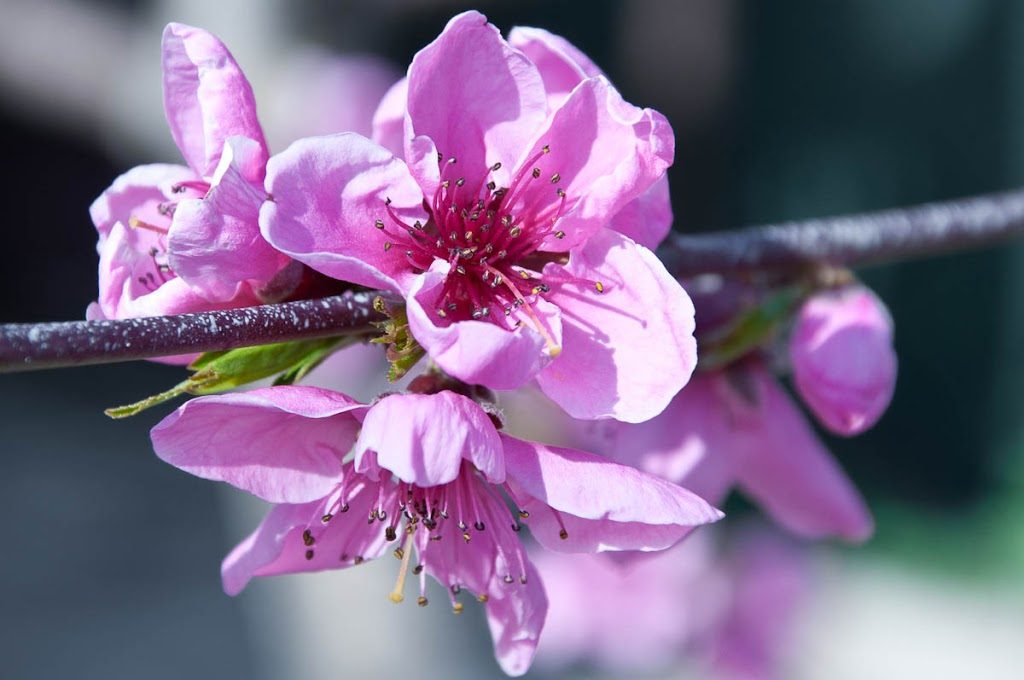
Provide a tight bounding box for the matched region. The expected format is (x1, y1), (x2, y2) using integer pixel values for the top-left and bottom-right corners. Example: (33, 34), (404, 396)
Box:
(302, 529), (315, 546)
(473, 520), (486, 531)
(304, 549), (315, 560)
(385, 526), (398, 542)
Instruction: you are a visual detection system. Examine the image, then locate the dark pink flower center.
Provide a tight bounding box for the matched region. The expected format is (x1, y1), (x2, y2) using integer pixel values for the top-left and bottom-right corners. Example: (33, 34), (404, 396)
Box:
(376, 146), (603, 352)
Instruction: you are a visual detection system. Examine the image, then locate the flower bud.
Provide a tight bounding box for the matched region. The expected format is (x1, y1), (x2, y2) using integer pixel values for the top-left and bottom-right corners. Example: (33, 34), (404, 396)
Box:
(789, 286), (896, 435)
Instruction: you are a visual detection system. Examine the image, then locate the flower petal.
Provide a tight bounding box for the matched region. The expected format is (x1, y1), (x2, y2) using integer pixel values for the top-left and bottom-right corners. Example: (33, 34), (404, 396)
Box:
(169, 137), (285, 300)
(606, 174), (673, 250)
(730, 366), (874, 542)
(485, 561), (548, 677)
(516, 76), (674, 250)
(90, 163), (195, 238)
(96, 221), (249, 323)
(405, 265), (560, 390)
(371, 76), (408, 156)
(502, 434), (722, 553)
(260, 133), (424, 292)
(537, 228), (696, 422)
(221, 475), (393, 595)
(507, 25), (603, 108)
(354, 391), (504, 486)
(405, 11), (547, 187)
(790, 286), (897, 436)
(151, 386), (366, 503)
(162, 23), (267, 179)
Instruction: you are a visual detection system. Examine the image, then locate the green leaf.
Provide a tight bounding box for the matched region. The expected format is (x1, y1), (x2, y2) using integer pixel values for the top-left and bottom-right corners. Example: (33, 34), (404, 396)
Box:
(105, 337), (351, 419)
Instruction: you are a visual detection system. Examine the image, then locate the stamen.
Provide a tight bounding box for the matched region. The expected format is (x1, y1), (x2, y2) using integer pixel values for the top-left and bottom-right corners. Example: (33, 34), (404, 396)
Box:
(388, 527), (416, 604)
(128, 216), (168, 235)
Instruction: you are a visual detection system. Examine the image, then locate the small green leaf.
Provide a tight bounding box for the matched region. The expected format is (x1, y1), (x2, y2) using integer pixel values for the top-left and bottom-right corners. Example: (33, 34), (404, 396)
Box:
(105, 337), (351, 418)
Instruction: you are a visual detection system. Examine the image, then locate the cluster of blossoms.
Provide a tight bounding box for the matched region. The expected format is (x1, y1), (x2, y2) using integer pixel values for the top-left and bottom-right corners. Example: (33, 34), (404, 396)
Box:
(91, 11), (898, 677)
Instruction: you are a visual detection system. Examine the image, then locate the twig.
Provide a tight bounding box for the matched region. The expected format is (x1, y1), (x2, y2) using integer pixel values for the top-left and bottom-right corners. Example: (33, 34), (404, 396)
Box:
(661, 187), (1024, 276)
(0, 292), (388, 373)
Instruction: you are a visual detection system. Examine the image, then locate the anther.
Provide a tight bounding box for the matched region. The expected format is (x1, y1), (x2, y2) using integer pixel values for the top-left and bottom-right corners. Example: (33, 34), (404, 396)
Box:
(417, 597), (429, 607)
(542, 145), (550, 153)
(374, 219), (385, 229)
(595, 281), (605, 293)
(456, 178), (465, 187)
(413, 565), (424, 575)
(554, 230), (565, 239)
(531, 168), (541, 179)
(509, 225), (522, 238)
(383, 242), (392, 251)
(302, 530), (315, 546)
(550, 173), (561, 184)
(477, 594), (489, 603)
(474, 520), (486, 531)
(385, 526), (398, 542)
(491, 162), (502, 171)
(503, 575), (514, 584)
(304, 549), (315, 560)
(452, 602), (464, 614)
(321, 514), (333, 523)
(559, 529), (569, 540)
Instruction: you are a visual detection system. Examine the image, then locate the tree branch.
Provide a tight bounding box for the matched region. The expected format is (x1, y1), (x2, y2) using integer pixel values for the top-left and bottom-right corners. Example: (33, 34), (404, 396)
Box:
(0, 292), (388, 373)
(661, 187), (1024, 277)
(4, 187), (1024, 373)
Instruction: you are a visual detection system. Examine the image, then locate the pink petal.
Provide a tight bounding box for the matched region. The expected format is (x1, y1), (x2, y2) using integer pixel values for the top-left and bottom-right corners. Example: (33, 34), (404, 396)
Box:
(506, 28), (673, 250)
(354, 391), (504, 486)
(606, 174), (673, 250)
(405, 266), (560, 390)
(260, 133), (424, 292)
(222, 476), (393, 595)
(485, 561), (548, 677)
(162, 23), (267, 179)
(151, 386), (366, 504)
(405, 11), (547, 189)
(518, 77), (674, 250)
(371, 76), (408, 156)
(537, 228), (696, 422)
(731, 366), (874, 542)
(169, 137), (285, 300)
(501, 434), (723, 553)
(507, 25), (604, 109)
(790, 286), (897, 436)
(90, 163), (195, 238)
(96, 221), (251, 321)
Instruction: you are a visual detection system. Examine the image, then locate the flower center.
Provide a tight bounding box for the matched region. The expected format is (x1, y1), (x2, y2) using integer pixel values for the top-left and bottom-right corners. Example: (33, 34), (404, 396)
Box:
(376, 146), (600, 355)
(301, 461), (566, 613)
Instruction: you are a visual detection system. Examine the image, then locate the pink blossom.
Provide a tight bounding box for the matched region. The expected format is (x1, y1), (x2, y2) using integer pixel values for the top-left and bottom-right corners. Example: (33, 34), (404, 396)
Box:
(90, 23), (287, 324)
(261, 11), (694, 422)
(575, 361), (874, 542)
(533, 527), (807, 680)
(790, 286), (897, 435)
(150, 386), (722, 676)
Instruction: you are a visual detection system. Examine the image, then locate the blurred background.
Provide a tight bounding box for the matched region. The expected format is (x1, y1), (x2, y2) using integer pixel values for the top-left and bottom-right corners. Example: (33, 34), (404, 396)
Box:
(3, 0), (1024, 678)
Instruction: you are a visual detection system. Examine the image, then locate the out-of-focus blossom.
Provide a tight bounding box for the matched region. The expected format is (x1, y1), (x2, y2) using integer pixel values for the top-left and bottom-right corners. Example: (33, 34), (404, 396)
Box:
(575, 361), (874, 542)
(264, 49), (399, 149)
(262, 11), (693, 422)
(150, 386), (722, 675)
(90, 23), (287, 324)
(534, 527), (808, 680)
(790, 286), (897, 435)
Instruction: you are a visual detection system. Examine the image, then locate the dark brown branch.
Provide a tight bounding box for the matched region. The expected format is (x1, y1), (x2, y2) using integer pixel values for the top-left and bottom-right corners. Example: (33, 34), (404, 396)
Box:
(660, 187), (1024, 277)
(4, 188), (1024, 373)
(0, 292), (388, 373)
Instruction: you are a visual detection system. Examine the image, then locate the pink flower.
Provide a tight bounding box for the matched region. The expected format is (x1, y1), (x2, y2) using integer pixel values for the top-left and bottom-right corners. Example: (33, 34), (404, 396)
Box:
(90, 23), (286, 323)
(261, 11), (694, 422)
(150, 386), (723, 676)
(533, 527), (808, 680)
(576, 361), (874, 542)
(790, 286), (897, 435)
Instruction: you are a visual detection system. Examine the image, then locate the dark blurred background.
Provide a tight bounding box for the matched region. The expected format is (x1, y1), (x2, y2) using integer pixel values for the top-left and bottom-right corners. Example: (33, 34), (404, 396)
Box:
(3, 1), (1024, 678)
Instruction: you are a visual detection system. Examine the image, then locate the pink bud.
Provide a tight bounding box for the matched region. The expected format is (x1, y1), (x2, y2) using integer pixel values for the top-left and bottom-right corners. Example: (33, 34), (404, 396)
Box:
(789, 286), (897, 435)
